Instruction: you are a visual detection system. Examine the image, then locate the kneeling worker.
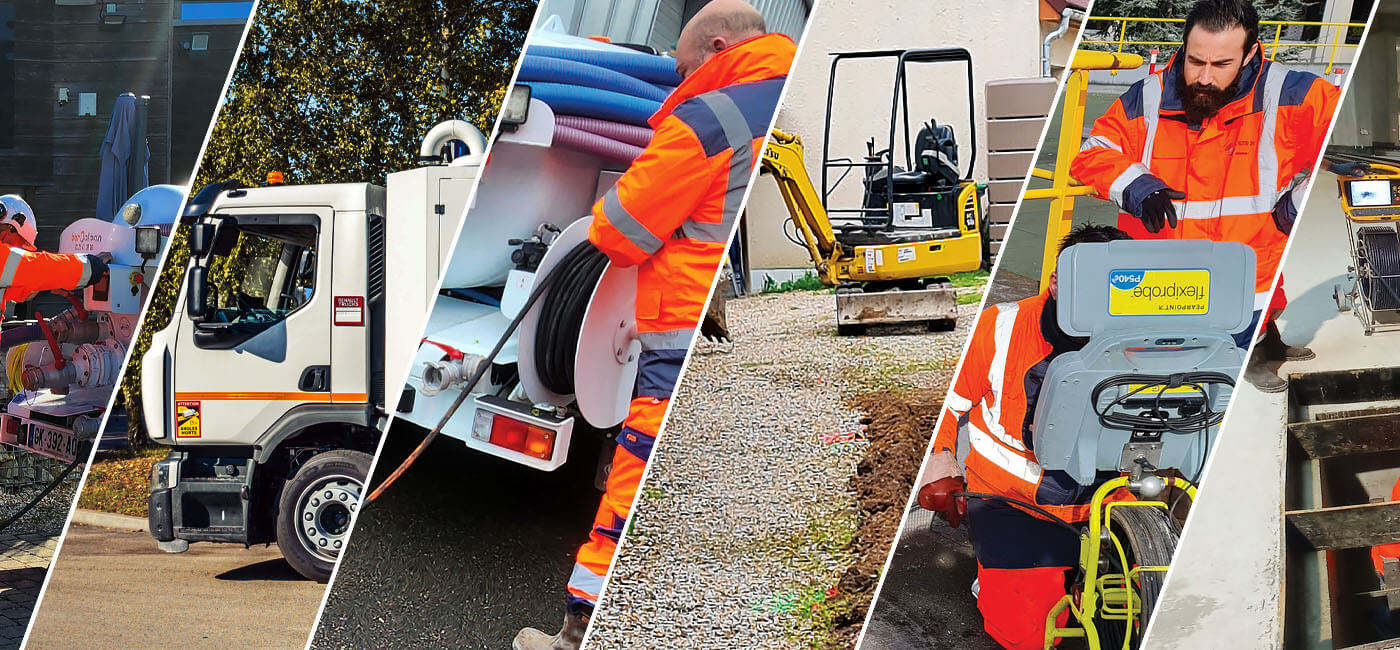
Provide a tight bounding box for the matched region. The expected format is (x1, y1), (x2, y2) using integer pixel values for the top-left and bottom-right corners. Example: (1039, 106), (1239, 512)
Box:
(922, 224), (1133, 649)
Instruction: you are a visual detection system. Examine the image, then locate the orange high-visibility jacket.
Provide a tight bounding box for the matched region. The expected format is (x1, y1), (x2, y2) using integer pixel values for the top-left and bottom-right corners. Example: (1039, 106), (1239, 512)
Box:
(589, 33), (794, 413)
(932, 292), (1119, 523)
(1071, 48), (1338, 311)
(0, 245), (104, 308)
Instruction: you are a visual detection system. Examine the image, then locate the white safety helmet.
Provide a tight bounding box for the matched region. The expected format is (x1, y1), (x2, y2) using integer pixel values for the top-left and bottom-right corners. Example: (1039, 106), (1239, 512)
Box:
(0, 195), (36, 249)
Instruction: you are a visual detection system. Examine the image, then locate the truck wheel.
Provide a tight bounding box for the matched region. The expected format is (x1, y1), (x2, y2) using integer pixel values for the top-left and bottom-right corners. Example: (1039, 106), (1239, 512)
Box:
(276, 449), (371, 582)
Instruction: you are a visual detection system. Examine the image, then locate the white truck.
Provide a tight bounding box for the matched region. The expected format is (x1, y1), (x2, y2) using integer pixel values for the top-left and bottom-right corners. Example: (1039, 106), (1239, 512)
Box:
(392, 91), (640, 477)
(141, 121), (488, 581)
(1, 185), (179, 463)
(144, 84), (651, 580)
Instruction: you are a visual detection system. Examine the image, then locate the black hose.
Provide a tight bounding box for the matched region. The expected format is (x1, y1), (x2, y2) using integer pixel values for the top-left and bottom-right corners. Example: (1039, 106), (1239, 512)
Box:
(367, 260), (568, 503)
(1360, 227), (1400, 311)
(0, 454), (82, 534)
(535, 243), (608, 395)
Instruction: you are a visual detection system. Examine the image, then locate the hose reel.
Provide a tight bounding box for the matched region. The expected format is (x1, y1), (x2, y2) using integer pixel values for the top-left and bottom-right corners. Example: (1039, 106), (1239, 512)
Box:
(1358, 226), (1400, 312)
(518, 216), (640, 428)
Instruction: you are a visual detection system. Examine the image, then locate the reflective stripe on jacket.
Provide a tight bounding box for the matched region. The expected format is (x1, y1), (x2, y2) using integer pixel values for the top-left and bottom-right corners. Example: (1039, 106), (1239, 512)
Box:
(0, 245), (102, 307)
(931, 292), (1119, 523)
(1070, 48), (1339, 309)
(589, 32), (795, 401)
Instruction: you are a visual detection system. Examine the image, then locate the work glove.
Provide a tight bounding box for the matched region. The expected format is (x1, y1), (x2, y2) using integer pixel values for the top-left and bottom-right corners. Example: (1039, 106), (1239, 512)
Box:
(1137, 188), (1186, 234)
(916, 450), (967, 527)
(1331, 160), (1370, 177)
(82, 253), (110, 288)
(1273, 189), (1298, 236)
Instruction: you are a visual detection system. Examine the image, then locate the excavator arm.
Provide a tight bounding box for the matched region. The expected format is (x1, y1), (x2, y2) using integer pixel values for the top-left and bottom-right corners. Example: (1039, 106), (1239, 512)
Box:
(760, 129), (843, 287)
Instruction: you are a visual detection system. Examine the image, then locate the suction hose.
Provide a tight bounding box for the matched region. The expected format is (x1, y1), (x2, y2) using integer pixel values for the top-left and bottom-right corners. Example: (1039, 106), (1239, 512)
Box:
(528, 82), (661, 127)
(555, 115), (654, 148)
(0, 325), (44, 350)
(553, 125), (645, 166)
(518, 54), (671, 103)
(527, 45), (682, 86)
(367, 241), (605, 503)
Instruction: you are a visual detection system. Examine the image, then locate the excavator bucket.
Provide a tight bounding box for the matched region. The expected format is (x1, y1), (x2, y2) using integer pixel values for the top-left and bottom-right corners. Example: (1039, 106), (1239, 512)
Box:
(702, 291), (729, 342)
(835, 282), (957, 334)
(701, 264), (732, 343)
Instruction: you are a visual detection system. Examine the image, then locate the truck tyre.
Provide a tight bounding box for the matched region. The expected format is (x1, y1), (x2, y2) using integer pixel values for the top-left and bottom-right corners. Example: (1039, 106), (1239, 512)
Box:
(276, 449), (371, 582)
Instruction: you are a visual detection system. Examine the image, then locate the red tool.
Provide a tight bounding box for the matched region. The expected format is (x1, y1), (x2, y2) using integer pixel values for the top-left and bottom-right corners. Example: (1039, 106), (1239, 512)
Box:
(34, 311), (64, 370)
(917, 476), (968, 528)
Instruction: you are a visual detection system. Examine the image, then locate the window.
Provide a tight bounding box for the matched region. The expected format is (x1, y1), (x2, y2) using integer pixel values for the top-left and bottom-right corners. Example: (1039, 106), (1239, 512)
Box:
(78, 92), (97, 116)
(177, 1), (254, 24)
(191, 33), (209, 51)
(207, 223), (317, 326)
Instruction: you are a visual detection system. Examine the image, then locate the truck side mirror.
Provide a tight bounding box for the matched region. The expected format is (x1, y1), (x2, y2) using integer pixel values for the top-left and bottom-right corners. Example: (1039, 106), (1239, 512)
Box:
(189, 223), (214, 257)
(186, 266), (209, 321)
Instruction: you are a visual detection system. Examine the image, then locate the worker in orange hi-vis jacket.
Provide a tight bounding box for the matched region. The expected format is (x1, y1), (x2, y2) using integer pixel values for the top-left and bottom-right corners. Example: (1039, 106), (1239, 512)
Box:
(0, 194), (109, 319)
(1246, 157), (1370, 393)
(1070, 0), (1338, 357)
(919, 224), (1135, 650)
(512, 2), (795, 649)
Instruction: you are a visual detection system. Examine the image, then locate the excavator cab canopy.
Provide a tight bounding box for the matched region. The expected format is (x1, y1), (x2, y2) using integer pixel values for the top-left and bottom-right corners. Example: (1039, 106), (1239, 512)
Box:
(821, 48), (977, 244)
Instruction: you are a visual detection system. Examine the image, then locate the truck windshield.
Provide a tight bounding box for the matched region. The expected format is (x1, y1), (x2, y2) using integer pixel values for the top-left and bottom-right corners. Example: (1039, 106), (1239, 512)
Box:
(205, 223), (317, 325)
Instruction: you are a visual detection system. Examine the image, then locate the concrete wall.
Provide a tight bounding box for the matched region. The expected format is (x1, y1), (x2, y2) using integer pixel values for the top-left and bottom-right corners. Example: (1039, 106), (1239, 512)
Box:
(742, 0), (1052, 282)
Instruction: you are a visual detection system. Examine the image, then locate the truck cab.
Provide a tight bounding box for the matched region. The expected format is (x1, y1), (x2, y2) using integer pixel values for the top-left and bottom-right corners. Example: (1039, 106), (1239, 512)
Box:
(142, 121), (482, 581)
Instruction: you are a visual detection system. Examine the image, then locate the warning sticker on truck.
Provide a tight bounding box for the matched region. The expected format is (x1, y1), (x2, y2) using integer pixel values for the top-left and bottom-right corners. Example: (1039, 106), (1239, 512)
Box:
(1108, 269), (1210, 316)
(334, 296), (364, 326)
(175, 401), (201, 439)
(897, 246), (915, 263)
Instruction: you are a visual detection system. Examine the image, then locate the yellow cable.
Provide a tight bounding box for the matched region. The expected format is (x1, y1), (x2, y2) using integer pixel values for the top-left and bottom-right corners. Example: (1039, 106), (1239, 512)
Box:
(5, 343), (29, 394)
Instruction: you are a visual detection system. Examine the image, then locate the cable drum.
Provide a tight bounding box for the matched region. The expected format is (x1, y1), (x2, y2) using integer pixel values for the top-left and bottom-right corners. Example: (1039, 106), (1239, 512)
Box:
(534, 242), (609, 395)
(1359, 226), (1400, 311)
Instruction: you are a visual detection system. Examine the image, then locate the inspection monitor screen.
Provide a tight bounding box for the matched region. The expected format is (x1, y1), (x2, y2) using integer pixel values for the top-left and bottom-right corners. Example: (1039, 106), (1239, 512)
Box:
(1349, 179), (1396, 207)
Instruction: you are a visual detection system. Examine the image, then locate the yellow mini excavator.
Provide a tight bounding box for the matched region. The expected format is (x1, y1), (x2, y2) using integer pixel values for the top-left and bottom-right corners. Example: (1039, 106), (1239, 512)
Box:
(760, 48), (987, 335)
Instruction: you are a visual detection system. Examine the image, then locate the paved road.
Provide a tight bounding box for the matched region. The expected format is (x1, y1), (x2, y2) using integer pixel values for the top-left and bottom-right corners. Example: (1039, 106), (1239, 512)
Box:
(0, 533), (56, 649)
(311, 421), (604, 649)
(861, 508), (1000, 650)
(26, 524), (325, 648)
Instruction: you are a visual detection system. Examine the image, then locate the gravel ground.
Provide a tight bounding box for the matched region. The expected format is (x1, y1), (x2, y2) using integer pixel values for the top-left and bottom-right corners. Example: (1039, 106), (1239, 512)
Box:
(586, 289), (975, 648)
(0, 469), (78, 538)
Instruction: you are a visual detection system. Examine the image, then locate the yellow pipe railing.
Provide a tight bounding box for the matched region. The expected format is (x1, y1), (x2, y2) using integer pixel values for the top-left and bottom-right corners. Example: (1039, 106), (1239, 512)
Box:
(1080, 16), (1368, 68)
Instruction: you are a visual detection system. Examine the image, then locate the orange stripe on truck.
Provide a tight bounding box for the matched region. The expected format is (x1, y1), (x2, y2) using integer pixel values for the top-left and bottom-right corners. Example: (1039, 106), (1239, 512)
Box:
(174, 392), (368, 403)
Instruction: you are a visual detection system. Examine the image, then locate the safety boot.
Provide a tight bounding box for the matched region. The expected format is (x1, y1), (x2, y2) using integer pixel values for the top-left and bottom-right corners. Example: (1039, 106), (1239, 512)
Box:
(1259, 321), (1314, 362)
(513, 612), (588, 650)
(1243, 345), (1288, 394)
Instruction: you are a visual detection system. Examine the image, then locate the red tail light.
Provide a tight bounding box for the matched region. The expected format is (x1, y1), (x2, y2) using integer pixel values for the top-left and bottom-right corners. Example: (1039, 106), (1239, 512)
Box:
(489, 414), (555, 460)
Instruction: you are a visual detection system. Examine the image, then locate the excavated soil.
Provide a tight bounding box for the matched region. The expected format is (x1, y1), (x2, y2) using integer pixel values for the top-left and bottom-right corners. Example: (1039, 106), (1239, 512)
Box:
(828, 389), (945, 646)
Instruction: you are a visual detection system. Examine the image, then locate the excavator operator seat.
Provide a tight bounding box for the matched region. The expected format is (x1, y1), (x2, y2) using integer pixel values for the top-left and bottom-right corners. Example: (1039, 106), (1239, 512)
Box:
(1030, 240), (1254, 485)
(853, 119), (964, 238)
(915, 120), (959, 187)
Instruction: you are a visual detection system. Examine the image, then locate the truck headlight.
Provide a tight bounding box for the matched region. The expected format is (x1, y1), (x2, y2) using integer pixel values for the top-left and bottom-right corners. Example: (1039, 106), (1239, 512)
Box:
(150, 459), (178, 492)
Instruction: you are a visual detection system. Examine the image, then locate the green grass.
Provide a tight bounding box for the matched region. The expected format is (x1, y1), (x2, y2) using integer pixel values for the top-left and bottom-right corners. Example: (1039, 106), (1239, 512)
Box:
(762, 272), (830, 294)
(76, 445), (168, 517)
(957, 291), (984, 305)
(947, 269), (989, 288)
